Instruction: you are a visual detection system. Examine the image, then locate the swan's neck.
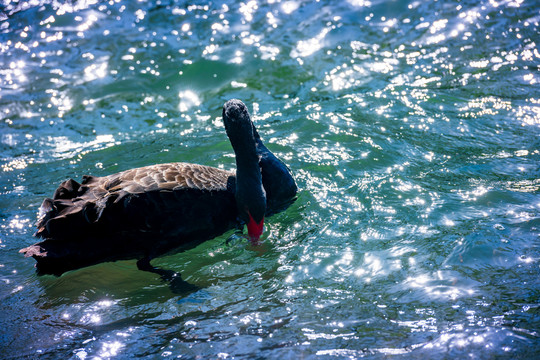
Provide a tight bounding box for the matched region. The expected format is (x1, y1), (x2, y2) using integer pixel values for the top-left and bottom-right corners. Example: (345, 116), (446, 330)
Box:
(222, 99), (267, 231)
(231, 136), (262, 191)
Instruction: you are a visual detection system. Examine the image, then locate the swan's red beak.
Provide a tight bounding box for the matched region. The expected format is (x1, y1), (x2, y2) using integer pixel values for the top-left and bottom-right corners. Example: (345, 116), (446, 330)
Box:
(247, 213), (264, 244)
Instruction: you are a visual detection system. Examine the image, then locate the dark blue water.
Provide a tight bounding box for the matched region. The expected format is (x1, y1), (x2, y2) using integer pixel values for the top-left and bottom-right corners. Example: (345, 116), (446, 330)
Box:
(1, 0), (539, 358)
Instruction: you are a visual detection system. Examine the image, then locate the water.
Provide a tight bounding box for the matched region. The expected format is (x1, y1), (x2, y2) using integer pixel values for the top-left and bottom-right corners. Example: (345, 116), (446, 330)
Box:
(1, 0), (539, 358)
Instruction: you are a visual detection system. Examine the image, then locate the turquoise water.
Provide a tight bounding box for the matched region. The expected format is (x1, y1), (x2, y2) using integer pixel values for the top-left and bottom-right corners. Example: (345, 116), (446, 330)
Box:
(1, 0), (539, 358)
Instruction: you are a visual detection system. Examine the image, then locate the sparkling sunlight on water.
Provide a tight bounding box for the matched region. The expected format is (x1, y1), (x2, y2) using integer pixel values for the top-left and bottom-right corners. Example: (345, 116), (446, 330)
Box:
(0, 0), (539, 358)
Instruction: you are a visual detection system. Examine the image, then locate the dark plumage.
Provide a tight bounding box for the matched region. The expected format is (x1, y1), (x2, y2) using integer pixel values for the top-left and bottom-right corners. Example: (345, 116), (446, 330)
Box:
(20, 99), (297, 275)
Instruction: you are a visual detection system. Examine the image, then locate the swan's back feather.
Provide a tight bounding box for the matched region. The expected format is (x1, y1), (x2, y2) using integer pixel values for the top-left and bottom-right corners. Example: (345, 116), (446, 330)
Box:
(95, 162), (232, 194)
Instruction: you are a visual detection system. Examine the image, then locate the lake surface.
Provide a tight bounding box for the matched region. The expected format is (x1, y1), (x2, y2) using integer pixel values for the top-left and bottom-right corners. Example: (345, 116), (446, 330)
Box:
(1, 0), (539, 358)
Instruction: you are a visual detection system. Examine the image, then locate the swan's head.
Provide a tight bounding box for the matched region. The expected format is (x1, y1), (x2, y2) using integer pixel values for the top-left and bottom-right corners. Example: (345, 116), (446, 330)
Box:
(222, 99), (254, 141)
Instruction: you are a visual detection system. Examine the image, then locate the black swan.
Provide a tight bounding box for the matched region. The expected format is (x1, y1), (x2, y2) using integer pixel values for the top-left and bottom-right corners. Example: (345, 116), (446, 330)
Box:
(20, 99), (297, 276)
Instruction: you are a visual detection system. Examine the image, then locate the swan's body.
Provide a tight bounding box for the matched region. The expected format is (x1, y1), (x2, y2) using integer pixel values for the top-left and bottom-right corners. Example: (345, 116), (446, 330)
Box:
(20, 100), (297, 275)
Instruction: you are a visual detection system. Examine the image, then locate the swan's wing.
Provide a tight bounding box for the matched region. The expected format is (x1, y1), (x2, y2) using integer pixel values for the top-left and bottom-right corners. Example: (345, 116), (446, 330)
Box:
(21, 162), (237, 274)
(31, 162), (234, 241)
